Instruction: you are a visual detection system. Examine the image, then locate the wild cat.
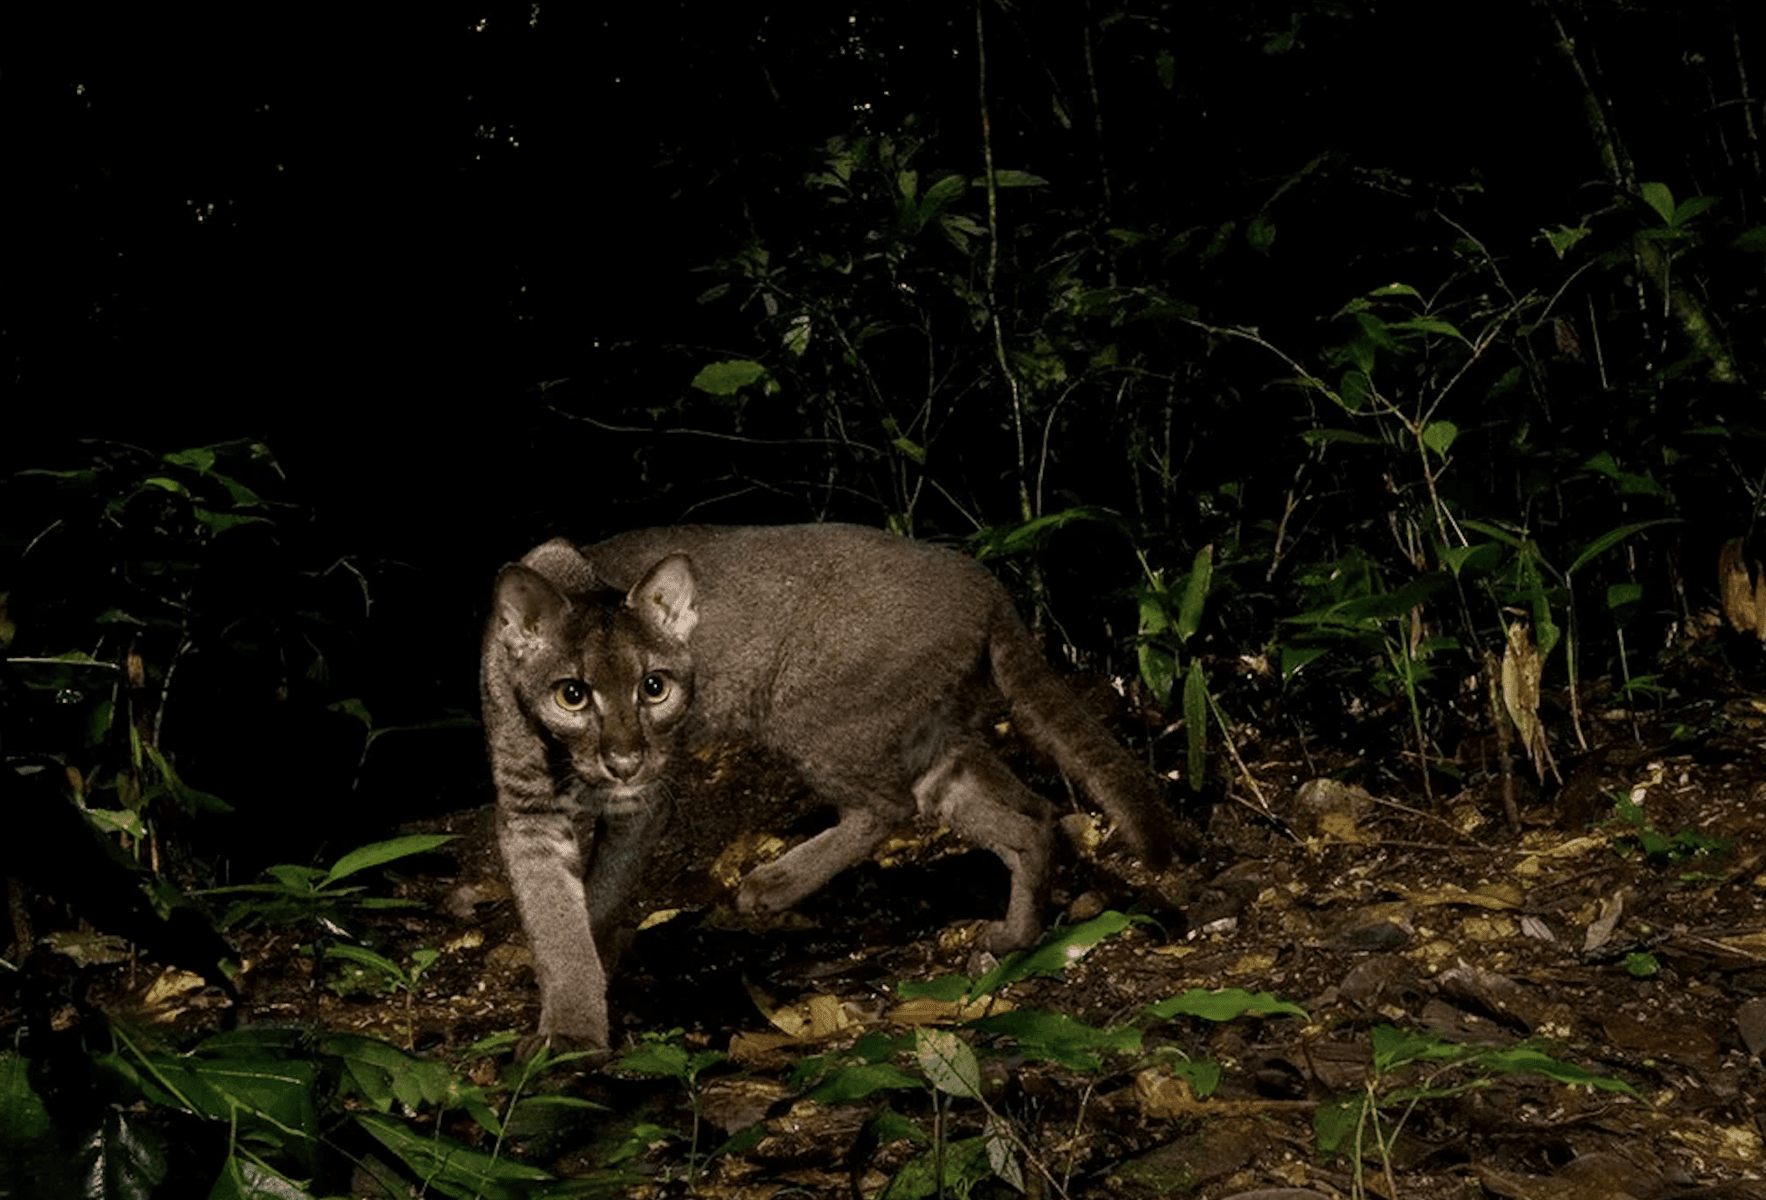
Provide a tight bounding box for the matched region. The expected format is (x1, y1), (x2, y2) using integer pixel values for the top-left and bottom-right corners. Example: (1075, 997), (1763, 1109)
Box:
(481, 524), (1170, 1048)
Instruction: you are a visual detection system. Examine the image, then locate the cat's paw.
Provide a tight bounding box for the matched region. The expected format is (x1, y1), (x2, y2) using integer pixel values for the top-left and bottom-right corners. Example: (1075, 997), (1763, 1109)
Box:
(515, 1028), (613, 1065)
(734, 863), (797, 914)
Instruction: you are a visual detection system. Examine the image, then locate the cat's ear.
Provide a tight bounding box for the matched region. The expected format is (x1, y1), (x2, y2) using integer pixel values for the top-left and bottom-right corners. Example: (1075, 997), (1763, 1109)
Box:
(629, 554), (699, 643)
(521, 538), (603, 593)
(493, 563), (569, 658)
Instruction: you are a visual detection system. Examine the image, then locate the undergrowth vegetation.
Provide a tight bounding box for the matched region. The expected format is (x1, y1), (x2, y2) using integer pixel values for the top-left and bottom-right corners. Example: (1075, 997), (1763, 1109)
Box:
(5, 2), (1764, 1196)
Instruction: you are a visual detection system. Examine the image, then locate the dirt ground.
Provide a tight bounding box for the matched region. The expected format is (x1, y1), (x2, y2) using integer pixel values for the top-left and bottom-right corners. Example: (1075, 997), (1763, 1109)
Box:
(114, 641), (1766, 1199)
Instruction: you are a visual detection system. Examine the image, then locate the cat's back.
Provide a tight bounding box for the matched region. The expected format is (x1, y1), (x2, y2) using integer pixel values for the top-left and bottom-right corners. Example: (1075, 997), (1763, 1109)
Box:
(576, 523), (1007, 684)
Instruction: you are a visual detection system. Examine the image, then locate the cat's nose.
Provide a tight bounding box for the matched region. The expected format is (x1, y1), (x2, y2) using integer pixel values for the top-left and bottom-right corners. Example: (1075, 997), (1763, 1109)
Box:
(604, 750), (643, 781)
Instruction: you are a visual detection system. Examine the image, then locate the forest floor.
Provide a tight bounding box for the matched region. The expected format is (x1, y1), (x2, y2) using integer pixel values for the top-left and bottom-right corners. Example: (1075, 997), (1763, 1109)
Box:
(89, 640), (1766, 1199)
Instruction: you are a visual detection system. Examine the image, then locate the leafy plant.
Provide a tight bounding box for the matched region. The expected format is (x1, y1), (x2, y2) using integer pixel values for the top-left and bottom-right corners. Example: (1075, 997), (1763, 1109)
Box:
(614, 1028), (734, 1178)
(204, 833), (453, 932)
(1601, 793), (1733, 868)
(1315, 1024), (1641, 1199)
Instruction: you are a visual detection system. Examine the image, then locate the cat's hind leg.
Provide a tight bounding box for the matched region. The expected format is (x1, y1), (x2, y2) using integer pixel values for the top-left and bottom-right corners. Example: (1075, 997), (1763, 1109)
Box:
(912, 739), (1054, 952)
(734, 803), (894, 916)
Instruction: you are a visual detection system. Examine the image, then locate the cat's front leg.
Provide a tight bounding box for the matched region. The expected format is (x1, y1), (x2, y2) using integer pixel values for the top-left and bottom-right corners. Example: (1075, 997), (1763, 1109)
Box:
(499, 806), (608, 1051)
(583, 790), (673, 971)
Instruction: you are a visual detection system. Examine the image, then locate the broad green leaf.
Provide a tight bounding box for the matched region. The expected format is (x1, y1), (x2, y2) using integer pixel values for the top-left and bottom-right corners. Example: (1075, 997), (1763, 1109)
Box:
(617, 1040), (691, 1080)
(322, 834), (454, 887)
(969, 911), (1138, 997)
(1313, 1094), (1366, 1159)
(967, 1009), (1141, 1071)
(1607, 582), (1642, 609)
(896, 973), (973, 1002)
(688, 359), (768, 396)
(323, 1033), (456, 1113)
(807, 1062), (923, 1104)
(1439, 542), (1502, 577)
(915, 1029), (982, 1100)
(355, 1112), (551, 1200)
(164, 447), (218, 473)
(1392, 316), (1468, 343)
(1143, 987), (1308, 1023)
(1370, 282), (1424, 299)
(1733, 226), (1766, 253)
(1671, 194), (1719, 226)
(923, 173), (966, 206)
(142, 476), (187, 494)
(1156, 50), (1175, 89)
(1422, 419), (1459, 457)
(1542, 224), (1591, 258)
(1640, 181), (1675, 225)
(1278, 643), (1331, 680)
(0, 1052), (69, 1199)
(77, 1109), (169, 1200)
(1176, 545), (1213, 641)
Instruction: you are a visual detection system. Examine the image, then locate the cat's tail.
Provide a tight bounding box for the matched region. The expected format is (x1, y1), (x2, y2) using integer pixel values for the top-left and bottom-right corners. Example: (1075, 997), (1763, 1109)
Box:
(987, 611), (1174, 871)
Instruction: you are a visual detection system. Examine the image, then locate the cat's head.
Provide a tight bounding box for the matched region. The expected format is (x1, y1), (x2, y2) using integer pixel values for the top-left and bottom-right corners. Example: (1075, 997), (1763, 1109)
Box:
(491, 553), (699, 793)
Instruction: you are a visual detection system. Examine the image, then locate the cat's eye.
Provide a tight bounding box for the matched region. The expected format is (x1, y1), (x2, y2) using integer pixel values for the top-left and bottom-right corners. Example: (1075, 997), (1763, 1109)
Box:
(553, 680), (590, 711)
(639, 673), (671, 703)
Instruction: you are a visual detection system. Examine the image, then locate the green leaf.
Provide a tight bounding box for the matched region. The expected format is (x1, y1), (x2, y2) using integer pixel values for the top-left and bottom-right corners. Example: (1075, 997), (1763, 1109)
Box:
(1607, 582), (1642, 610)
(1183, 661), (1207, 791)
(689, 359), (768, 396)
(1566, 519), (1678, 576)
(1733, 226), (1766, 253)
(1671, 194), (1719, 226)
(1313, 1094), (1365, 1159)
(1370, 282), (1424, 300)
(323, 1033), (456, 1113)
(967, 1009), (1141, 1071)
(807, 1062), (923, 1104)
(1176, 545), (1213, 641)
(77, 1109), (169, 1200)
(1247, 216), (1276, 253)
(322, 834), (454, 888)
(1391, 316), (1468, 343)
(968, 912), (1138, 997)
(1301, 426), (1383, 447)
(1143, 987), (1308, 1023)
(163, 447), (218, 473)
(1473, 1046), (1641, 1098)
(0, 1052), (70, 1200)
(1421, 419), (1458, 457)
(324, 943), (405, 982)
(981, 169), (1048, 188)
(914, 1029), (982, 1100)
(1640, 181), (1675, 225)
(896, 973), (974, 1002)
(355, 1112), (551, 1200)
(617, 1040), (691, 1080)
(1439, 542), (1502, 577)
(1624, 952), (1660, 978)
(1156, 50), (1175, 90)
(1542, 224), (1591, 259)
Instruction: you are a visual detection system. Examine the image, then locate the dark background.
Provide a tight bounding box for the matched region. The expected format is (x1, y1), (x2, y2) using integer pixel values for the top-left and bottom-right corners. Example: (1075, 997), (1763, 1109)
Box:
(4, 1), (1761, 868)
